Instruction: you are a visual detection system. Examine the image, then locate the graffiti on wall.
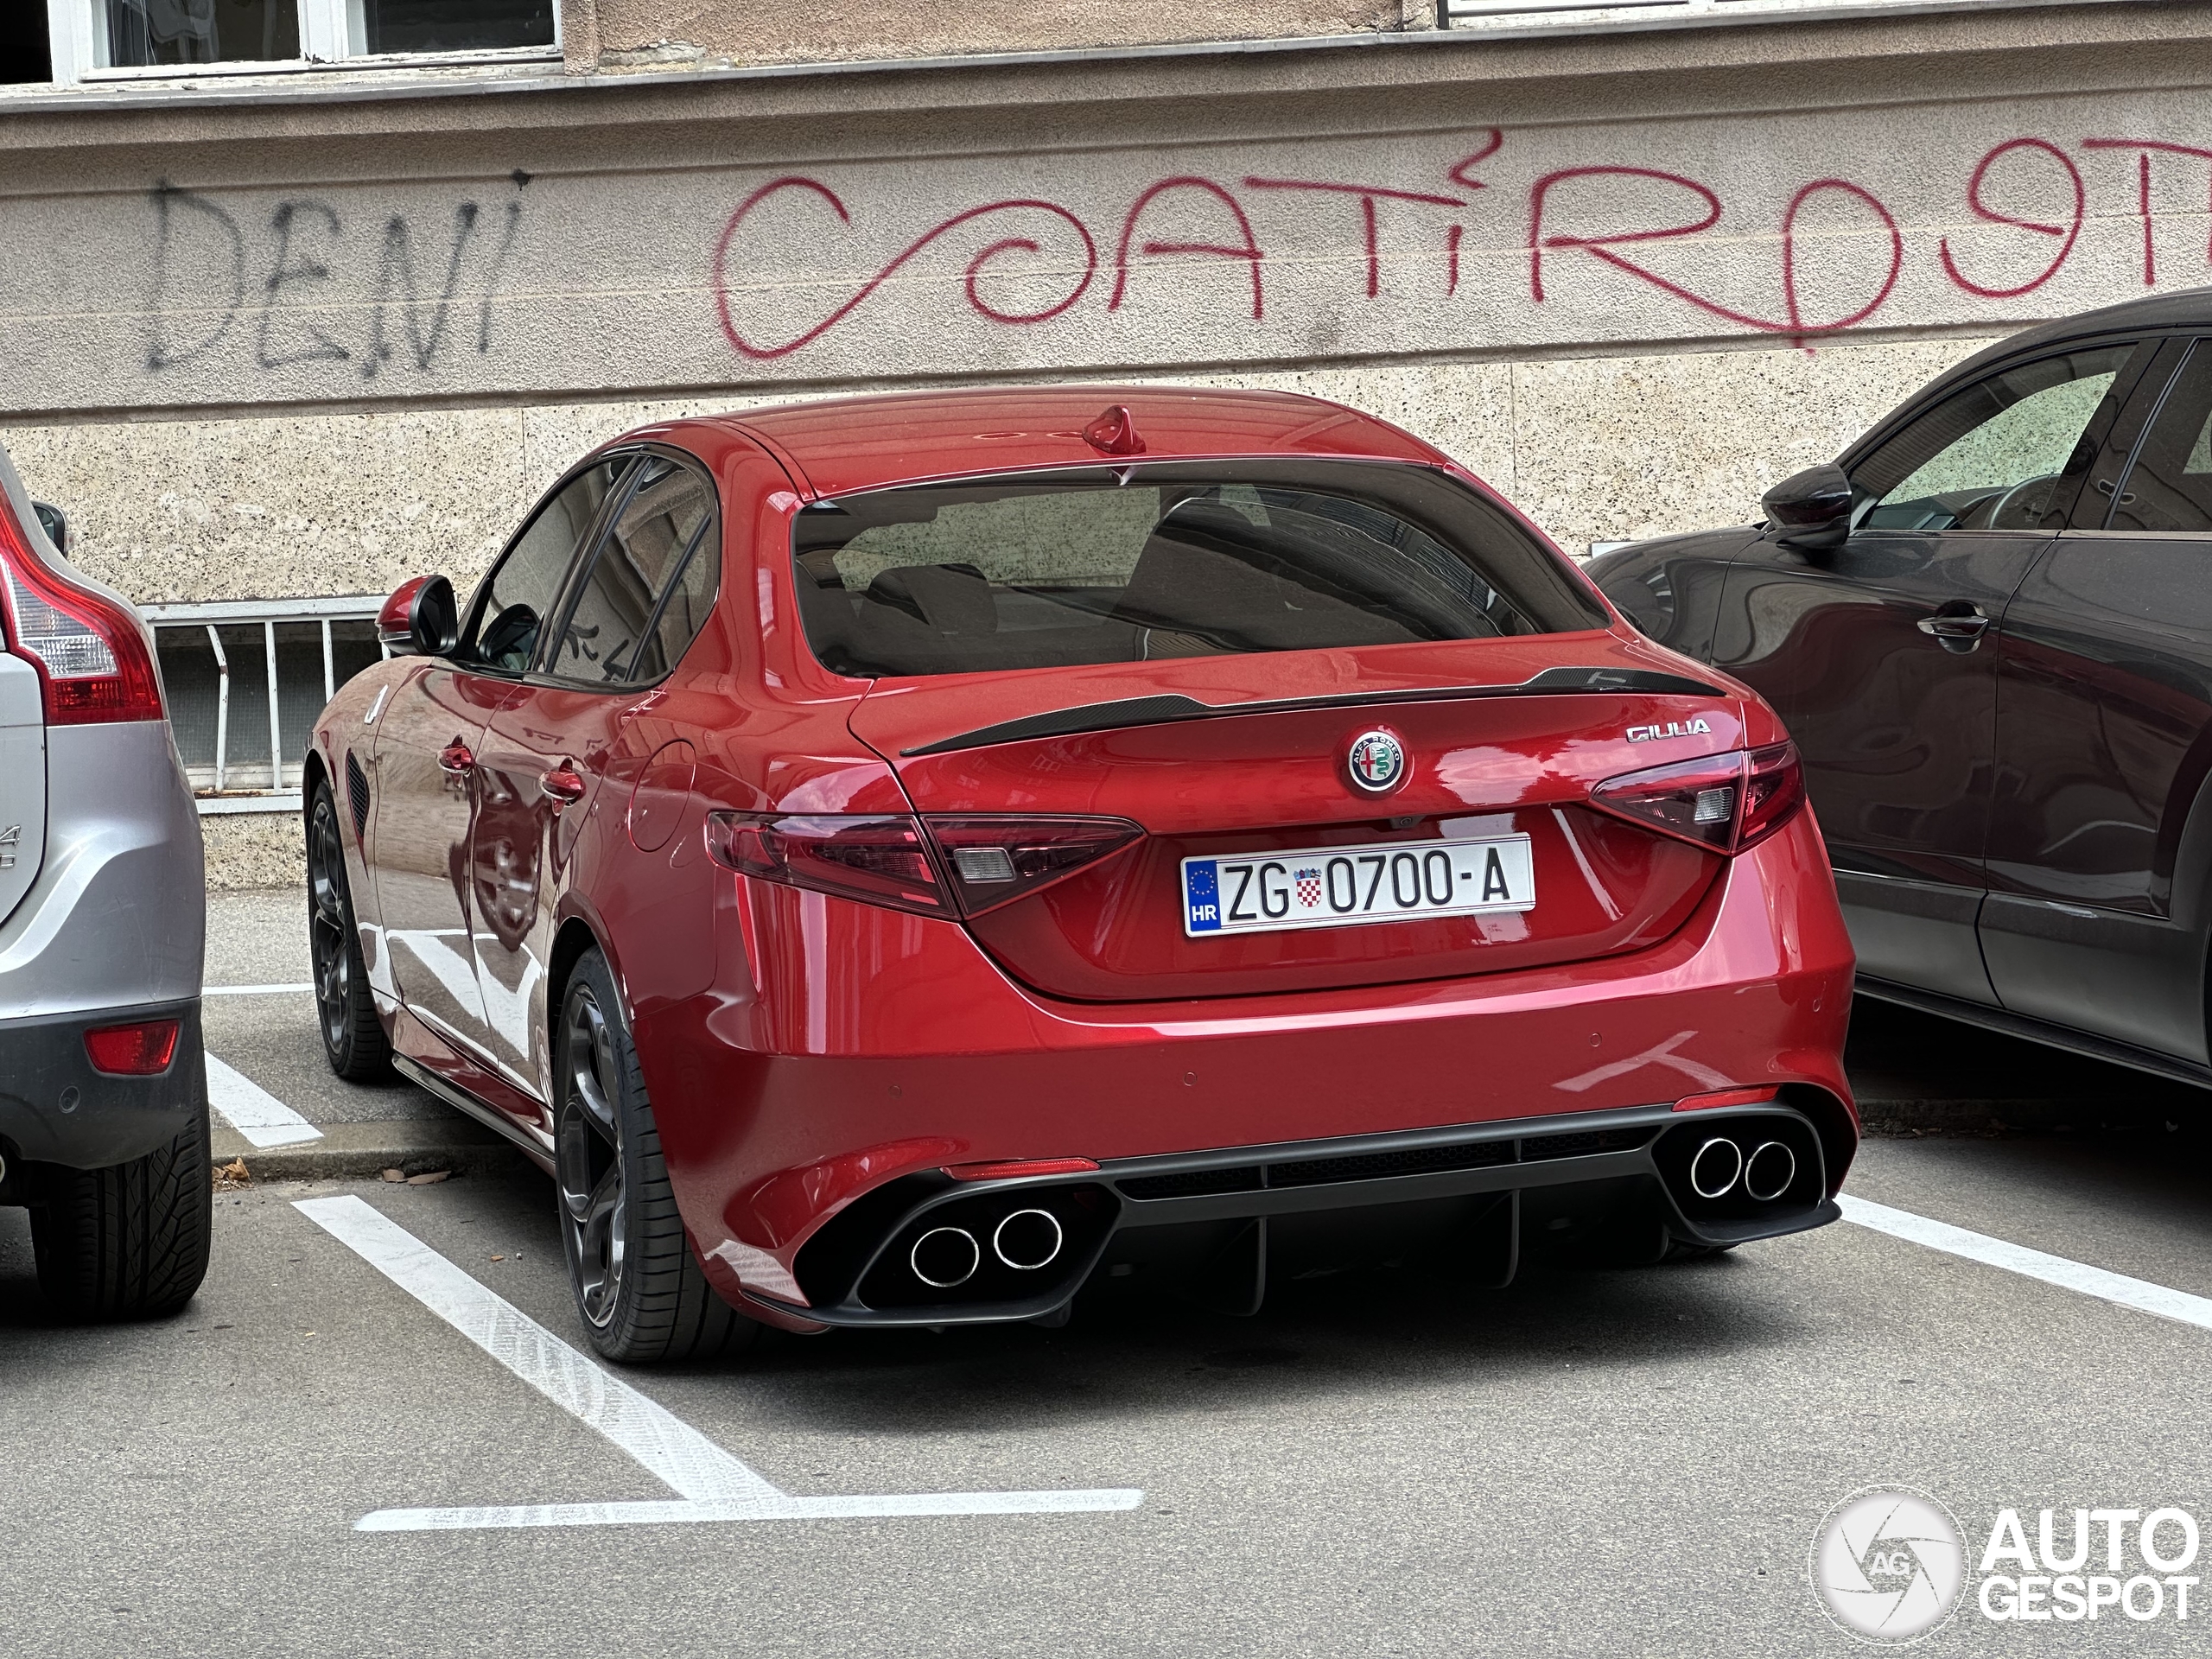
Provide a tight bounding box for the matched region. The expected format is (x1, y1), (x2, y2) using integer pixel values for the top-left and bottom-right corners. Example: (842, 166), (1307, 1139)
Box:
(143, 173), (530, 378)
(709, 129), (2212, 360)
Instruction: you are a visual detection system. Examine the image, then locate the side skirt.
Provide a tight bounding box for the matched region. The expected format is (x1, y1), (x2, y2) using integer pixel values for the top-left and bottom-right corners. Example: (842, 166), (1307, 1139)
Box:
(1855, 976), (2212, 1093)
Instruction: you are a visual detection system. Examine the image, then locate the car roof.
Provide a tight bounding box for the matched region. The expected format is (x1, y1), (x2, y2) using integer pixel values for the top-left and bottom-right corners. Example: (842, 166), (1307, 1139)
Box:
(671, 385), (1446, 499)
(1892, 283), (2212, 419)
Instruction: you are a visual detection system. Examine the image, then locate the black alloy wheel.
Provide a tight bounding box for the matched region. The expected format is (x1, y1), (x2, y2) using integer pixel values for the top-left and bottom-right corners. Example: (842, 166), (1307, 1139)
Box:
(308, 783), (391, 1081)
(553, 948), (758, 1363)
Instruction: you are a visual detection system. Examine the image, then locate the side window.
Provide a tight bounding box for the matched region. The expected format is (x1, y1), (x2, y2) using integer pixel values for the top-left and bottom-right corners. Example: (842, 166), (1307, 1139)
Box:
(2106, 340), (2212, 532)
(464, 459), (628, 672)
(1853, 345), (2137, 533)
(547, 455), (718, 684)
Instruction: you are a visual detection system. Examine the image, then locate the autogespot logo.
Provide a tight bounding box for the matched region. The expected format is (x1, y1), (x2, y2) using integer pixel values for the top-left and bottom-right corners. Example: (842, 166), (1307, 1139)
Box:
(1811, 1488), (1968, 1644)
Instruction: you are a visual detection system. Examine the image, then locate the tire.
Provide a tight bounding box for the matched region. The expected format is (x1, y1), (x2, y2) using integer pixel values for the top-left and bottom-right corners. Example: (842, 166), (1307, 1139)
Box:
(555, 947), (758, 1364)
(308, 780), (391, 1082)
(30, 1096), (213, 1321)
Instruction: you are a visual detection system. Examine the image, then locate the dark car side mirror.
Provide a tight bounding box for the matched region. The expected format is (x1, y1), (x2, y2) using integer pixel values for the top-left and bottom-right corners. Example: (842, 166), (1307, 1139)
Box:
(31, 500), (67, 556)
(377, 574), (459, 658)
(1762, 463), (1853, 553)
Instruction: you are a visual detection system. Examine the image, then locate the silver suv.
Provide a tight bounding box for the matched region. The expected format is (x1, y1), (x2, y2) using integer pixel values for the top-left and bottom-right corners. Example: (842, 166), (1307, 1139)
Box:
(0, 445), (208, 1319)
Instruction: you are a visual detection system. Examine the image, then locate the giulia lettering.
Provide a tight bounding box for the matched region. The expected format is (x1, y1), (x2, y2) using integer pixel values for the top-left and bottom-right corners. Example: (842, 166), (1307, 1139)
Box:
(1626, 717), (1714, 743)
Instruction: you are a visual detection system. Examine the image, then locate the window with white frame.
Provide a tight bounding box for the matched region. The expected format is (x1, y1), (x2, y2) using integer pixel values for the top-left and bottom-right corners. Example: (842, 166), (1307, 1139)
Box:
(47, 0), (557, 82)
(143, 596), (389, 813)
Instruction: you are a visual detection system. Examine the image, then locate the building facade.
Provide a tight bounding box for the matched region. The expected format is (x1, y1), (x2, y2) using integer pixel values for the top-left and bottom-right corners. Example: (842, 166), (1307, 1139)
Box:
(2, 0), (2202, 882)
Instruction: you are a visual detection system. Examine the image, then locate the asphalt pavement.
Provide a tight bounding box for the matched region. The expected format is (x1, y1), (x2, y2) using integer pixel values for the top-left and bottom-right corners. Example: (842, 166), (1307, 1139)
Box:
(4, 890), (2212, 1655)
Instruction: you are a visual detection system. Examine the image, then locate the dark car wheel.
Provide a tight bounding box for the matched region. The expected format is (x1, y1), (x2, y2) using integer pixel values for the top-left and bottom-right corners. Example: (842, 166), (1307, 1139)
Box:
(556, 947), (757, 1364)
(308, 781), (391, 1082)
(31, 1090), (212, 1321)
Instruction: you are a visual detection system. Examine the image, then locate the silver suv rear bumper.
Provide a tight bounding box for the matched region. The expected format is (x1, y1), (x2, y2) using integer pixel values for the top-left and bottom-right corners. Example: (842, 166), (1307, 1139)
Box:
(0, 719), (207, 1169)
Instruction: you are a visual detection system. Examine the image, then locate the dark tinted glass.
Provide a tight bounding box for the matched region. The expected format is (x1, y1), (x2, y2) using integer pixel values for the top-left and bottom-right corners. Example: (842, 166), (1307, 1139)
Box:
(466, 459), (626, 673)
(362, 0), (555, 52)
(549, 457), (716, 684)
(2107, 340), (2212, 532)
(791, 461), (1603, 680)
(105, 0), (298, 65)
(1853, 345), (2133, 532)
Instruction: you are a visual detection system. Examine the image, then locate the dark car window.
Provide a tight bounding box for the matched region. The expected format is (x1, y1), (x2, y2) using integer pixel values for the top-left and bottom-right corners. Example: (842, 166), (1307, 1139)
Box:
(547, 455), (718, 684)
(790, 460), (1605, 679)
(463, 458), (629, 672)
(1852, 344), (2137, 534)
(2104, 339), (2212, 532)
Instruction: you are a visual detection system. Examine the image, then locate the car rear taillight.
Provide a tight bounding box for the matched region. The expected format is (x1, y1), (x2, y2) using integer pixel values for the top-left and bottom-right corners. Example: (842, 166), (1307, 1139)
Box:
(704, 810), (1147, 918)
(1590, 741), (1805, 855)
(0, 502), (162, 726)
(923, 816), (1143, 915)
(84, 1018), (181, 1076)
(706, 813), (951, 916)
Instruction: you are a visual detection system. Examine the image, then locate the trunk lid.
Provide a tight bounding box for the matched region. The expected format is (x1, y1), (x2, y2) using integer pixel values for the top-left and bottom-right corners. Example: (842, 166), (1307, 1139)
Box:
(849, 641), (1749, 1001)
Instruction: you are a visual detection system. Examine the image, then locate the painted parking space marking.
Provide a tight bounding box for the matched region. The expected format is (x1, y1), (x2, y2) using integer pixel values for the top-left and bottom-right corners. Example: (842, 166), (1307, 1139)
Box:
(296, 1195), (1144, 1531)
(1841, 1193), (2212, 1334)
(204, 982), (315, 996)
(206, 1054), (323, 1147)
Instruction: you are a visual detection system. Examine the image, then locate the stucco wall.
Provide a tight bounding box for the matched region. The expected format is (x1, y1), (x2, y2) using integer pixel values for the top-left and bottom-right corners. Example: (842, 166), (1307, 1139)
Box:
(578, 0), (1413, 67)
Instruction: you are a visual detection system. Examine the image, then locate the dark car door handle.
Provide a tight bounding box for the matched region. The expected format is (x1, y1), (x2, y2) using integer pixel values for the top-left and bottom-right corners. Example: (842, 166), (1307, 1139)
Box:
(436, 740), (476, 775)
(1916, 609), (1992, 653)
(539, 764), (587, 806)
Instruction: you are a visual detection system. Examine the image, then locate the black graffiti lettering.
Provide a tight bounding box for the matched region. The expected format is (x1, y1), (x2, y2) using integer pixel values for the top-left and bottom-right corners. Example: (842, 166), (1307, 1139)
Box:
(478, 195), (524, 355)
(365, 202), (480, 378)
(256, 201), (351, 368)
(145, 181), (244, 372)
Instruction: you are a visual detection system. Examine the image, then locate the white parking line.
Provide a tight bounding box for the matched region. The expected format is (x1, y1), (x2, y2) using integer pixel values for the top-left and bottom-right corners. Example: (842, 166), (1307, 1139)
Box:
(295, 1195), (1144, 1531)
(205, 1054), (323, 1148)
(1840, 1194), (2212, 1334)
(204, 983), (315, 996)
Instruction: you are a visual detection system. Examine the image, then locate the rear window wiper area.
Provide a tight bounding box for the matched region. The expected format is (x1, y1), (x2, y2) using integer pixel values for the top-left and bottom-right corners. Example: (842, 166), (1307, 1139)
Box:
(898, 666), (1728, 757)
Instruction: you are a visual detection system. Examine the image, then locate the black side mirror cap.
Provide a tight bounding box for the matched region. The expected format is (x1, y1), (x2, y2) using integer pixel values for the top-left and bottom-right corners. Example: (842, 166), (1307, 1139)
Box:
(31, 500), (67, 556)
(377, 574), (459, 658)
(1762, 463), (1853, 553)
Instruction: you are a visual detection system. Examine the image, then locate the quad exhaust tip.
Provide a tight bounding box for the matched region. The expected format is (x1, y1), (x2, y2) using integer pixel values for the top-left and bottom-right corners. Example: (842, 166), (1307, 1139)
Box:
(993, 1209), (1065, 1271)
(911, 1226), (981, 1288)
(1686, 1135), (1797, 1203)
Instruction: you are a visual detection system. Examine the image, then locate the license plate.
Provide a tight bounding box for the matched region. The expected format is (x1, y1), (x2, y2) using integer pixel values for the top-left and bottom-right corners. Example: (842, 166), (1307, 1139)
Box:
(1181, 835), (1535, 938)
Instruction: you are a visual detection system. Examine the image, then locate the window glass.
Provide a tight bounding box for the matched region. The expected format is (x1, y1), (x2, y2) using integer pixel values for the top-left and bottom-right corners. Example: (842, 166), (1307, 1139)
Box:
(2106, 340), (2212, 532)
(548, 457), (716, 684)
(464, 459), (626, 674)
(1853, 346), (2134, 532)
(105, 0), (298, 65)
(791, 460), (1604, 679)
(360, 0), (555, 53)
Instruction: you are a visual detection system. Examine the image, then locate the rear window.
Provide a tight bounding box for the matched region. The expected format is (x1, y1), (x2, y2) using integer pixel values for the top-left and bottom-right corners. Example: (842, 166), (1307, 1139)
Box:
(791, 460), (1605, 679)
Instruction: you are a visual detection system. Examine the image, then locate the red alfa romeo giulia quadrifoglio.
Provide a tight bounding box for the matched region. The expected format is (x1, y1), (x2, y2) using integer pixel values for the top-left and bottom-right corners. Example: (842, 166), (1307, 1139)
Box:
(305, 387), (1858, 1361)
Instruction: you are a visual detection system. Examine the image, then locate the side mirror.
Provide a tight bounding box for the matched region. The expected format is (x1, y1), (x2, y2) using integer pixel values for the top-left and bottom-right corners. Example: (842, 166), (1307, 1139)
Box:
(378, 574), (459, 658)
(1762, 463), (1853, 553)
(31, 501), (68, 556)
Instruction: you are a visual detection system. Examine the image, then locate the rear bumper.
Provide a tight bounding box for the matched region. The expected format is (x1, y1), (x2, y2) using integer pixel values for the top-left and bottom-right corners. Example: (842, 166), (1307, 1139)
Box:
(639, 810), (1854, 1327)
(0, 997), (205, 1172)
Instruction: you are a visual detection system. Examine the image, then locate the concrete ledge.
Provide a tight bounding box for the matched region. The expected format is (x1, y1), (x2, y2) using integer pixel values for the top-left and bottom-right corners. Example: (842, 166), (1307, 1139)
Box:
(210, 1117), (531, 1182)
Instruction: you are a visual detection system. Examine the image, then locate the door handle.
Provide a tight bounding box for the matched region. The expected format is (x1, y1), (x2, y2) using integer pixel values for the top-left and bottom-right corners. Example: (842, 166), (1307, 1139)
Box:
(539, 763), (587, 807)
(436, 740), (475, 775)
(1916, 607), (1992, 654)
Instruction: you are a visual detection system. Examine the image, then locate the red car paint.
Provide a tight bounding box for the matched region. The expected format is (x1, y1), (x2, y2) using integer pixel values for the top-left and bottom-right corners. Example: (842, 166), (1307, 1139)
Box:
(311, 386), (1857, 1336)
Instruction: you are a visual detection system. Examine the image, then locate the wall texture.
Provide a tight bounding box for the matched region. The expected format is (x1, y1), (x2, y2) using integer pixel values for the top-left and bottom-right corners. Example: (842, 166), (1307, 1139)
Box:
(0, 1), (2204, 881)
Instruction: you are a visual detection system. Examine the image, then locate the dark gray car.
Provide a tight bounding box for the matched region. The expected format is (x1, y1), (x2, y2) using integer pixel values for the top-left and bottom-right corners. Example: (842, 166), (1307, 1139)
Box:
(0, 446), (209, 1318)
(1591, 288), (2212, 1090)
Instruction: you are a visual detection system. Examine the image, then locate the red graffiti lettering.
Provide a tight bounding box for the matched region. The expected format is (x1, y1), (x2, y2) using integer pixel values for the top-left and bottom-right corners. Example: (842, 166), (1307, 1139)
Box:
(713, 176), (1098, 360)
(1109, 177), (1265, 320)
(1937, 137), (2083, 299)
(1531, 166), (1898, 340)
(1446, 130), (1505, 194)
(1243, 174), (1467, 299)
(2082, 138), (2212, 287)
